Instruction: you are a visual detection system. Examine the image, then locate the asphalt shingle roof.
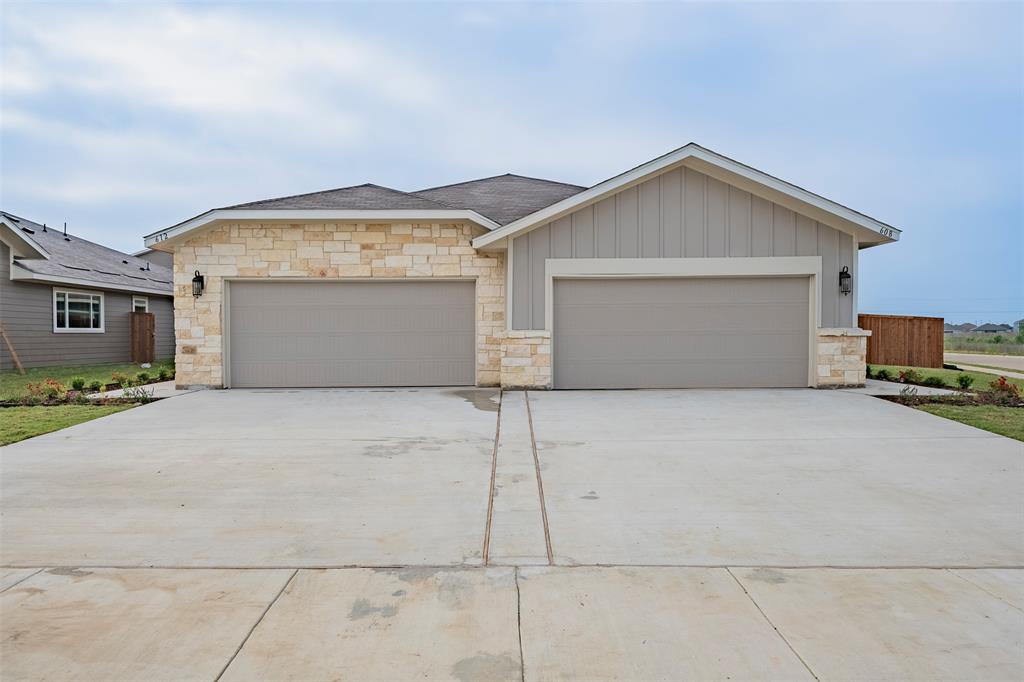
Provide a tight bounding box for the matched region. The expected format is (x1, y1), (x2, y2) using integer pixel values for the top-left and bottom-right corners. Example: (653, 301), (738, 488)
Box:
(224, 183), (452, 211)
(217, 175), (587, 227)
(413, 174), (586, 226)
(2, 212), (173, 294)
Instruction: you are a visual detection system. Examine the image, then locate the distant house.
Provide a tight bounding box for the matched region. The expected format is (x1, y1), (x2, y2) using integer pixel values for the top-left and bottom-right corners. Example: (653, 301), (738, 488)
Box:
(0, 212), (175, 370)
(973, 323), (1013, 334)
(944, 322), (978, 334)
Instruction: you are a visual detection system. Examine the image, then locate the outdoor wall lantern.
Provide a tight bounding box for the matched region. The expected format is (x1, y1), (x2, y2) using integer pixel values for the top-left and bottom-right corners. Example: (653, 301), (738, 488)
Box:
(839, 266), (852, 296)
(192, 270), (205, 298)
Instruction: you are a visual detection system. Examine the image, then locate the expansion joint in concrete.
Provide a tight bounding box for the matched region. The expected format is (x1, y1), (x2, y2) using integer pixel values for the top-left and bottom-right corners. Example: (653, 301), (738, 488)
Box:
(726, 567), (820, 681)
(482, 390), (504, 565)
(524, 391), (554, 565)
(215, 568), (298, 681)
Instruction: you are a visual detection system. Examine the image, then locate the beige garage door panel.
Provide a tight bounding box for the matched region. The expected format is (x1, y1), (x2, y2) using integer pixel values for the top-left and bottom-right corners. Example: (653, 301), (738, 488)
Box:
(553, 277), (810, 389)
(229, 281), (475, 388)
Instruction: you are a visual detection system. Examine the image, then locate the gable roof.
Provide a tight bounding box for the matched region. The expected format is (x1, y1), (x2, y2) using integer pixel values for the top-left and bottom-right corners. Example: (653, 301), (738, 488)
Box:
(412, 174), (585, 226)
(225, 183), (454, 211)
(2, 212), (173, 295)
(472, 143), (902, 250)
(974, 323), (1013, 332)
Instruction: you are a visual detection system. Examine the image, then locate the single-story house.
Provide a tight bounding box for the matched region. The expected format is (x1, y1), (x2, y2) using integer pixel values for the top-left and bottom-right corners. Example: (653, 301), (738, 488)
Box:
(0, 212), (175, 370)
(143, 143), (900, 390)
(944, 322), (978, 334)
(973, 323), (1013, 334)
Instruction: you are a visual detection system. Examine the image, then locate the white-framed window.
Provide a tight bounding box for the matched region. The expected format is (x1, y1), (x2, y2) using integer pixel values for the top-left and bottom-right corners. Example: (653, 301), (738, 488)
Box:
(132, 296), (149, 313)
(53, 288), (104, 333)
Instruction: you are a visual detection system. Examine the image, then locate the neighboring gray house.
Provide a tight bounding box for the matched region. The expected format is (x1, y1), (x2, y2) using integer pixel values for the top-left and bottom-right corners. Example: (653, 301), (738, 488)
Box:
(132, 248), (174, 269)
(0, 212), (174, 370)
(973, 323), (1013, 334)
(143, 143), (900, 390)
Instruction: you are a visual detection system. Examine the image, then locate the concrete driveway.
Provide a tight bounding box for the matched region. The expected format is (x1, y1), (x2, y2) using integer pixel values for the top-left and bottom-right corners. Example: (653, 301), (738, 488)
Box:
(2, 388), (1021, 680)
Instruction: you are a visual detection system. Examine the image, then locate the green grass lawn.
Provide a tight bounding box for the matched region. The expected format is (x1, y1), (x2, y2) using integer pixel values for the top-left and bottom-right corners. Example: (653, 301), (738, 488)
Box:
(0, 360), (174, 400)
(870, 364), (1024, 392)
(915, 404), (1024, 442)
(0, 404), (136, 446)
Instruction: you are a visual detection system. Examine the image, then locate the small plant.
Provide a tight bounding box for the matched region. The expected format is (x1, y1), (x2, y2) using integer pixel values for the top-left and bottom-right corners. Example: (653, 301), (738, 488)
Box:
(986, 377), (1021, 404)
(875, 368), (892, 382)
(111, 371), (131, 389)
(865, 365), (874, 380)
(923, 376), (947, 389)
(956, 374), (975, 391)
(158, 368), (171, 381)
(899, 385), (919, 399)
(136, 372), (151, 384)
(88, 380), (103, 392)
(25, 378), (67, 401)
(898, 368), (923, 384)
(991, 335), (1004, 344)
(70, 377), (86, 391)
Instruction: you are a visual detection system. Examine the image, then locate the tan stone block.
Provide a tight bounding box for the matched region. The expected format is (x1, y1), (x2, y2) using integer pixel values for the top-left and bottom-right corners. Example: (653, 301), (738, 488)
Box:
(403, 243), (437, 256)
(259, 250), (291, 262)
(432, 264), (461, 277)
(371, 267), (407, 277)
(330, 252), (361, 265)
(296, 246), (323, 259)
(351, 232), (387, 244)
(322, 241), (350, 252)
(337, 264), (372, 276)
(384, 255), (413, 268)
(391, 224), (413, 235)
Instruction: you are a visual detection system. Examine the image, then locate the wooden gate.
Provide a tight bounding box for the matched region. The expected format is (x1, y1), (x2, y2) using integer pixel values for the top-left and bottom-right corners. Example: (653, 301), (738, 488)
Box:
(858, 314), (944, 368)
(129, 312), (156, 363)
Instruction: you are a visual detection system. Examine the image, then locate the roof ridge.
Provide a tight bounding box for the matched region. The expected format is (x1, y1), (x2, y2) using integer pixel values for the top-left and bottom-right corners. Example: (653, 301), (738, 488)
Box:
(220, 182), (457, 211)
(413, 173), (585, 194)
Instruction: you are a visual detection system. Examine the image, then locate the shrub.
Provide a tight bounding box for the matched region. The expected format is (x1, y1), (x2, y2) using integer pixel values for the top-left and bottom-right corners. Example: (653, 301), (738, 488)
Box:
(898, 368), (923, 384)
(70, 377), (86, 391)
(991, 335), (1004, 344)
(984, 377), (1022, 405)
(923, 376), (947, 389)
(158, 368), (171, 381)
(88, 380), (103, 392)
(865, 365), (874, 379)
(956, 374), (975, 390)
(875, 368), (892, 382)
(111, 371), (131, 389)
(136, 372), (150, 384)
(26, 379), (67, 401)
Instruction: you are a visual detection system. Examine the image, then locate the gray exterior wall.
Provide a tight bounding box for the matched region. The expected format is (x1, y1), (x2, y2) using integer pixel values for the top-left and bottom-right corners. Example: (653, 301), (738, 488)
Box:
(137, 249), (174, 269)
(0, 242), (175, 369)
(510, 166), (856, 329)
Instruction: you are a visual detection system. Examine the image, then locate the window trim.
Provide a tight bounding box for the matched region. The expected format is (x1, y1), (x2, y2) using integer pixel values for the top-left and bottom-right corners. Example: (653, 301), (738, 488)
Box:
(53, 287), (105, 334)
(132, 295), (149, 313)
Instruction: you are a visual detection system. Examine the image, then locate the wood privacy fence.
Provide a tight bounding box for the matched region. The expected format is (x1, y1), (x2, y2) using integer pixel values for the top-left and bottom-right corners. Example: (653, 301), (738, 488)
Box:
(858, 314), (944, 368)
(129, 312), (156, 363)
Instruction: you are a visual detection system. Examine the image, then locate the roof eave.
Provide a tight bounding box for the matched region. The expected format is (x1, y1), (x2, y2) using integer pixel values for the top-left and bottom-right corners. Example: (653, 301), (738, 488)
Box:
(0, 217), (51, 259)
(144, 208), (501, 249)
(473, 143), (901, 250)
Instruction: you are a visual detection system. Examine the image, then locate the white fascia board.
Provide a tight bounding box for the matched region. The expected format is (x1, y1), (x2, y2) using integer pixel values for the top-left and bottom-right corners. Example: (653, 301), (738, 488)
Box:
(473, 143), (901, 250)
(0, 217), (50, 259)
(10, 262), (172, 297)
(143, 209), (501, 248)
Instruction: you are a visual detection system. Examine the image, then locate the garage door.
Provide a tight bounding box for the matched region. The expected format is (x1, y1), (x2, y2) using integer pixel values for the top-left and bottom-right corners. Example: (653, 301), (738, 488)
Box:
(228, 281), (475, 388)
(553, 277), (810, 389)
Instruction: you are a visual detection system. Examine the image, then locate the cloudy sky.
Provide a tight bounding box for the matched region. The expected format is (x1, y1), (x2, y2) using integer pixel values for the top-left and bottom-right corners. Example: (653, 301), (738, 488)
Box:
(1, 1), (1021, 323)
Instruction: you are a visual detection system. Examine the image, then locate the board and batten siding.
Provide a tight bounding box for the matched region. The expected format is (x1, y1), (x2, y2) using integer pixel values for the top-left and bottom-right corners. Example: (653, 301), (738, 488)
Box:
(0, 242), (175, 369)
(510, 166), (856, 330)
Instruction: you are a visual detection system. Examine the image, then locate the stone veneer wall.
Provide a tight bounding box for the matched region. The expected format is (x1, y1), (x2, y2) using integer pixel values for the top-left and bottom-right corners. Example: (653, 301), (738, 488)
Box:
(172, 222), (505, 388)
(500, 330), (552, 389)
(816, 328), (870, 387)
